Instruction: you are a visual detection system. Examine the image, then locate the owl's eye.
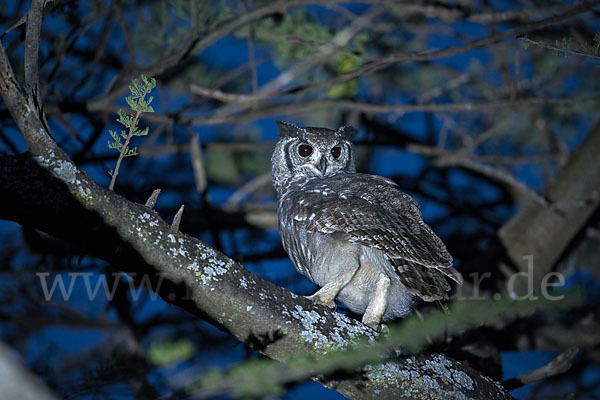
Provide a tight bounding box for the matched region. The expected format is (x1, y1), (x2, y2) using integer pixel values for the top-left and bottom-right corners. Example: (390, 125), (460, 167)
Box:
(298, 144), (313, 157)
(331, 146), (342, 159)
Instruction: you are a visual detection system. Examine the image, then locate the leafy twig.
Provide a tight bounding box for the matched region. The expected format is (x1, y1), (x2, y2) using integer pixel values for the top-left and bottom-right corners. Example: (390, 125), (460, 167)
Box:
(520, 35), (600, 59)
(108, 75), (156, 191)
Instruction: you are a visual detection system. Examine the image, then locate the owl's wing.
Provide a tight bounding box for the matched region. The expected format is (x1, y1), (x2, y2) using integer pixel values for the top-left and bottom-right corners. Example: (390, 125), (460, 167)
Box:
(295, 174), (462, 301)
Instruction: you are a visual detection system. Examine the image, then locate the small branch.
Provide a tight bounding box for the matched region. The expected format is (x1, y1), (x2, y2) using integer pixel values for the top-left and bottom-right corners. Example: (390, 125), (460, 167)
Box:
(223, 172), (272, 212)
(190, 134), (207, 194)
(171, 204), (184, 231)
(184, 96), (599, 126)
(237, 0), (258, 93)
(520, 36), (600, 60)
(108, 108), (143, 190)
(433, 155), (549, 207)
(113, 1), (135, 65)
(145, 188), (162, 208)
(189, 84), (271, 102)
(503, 347), (579, 391)
(108, 82), (153, 191)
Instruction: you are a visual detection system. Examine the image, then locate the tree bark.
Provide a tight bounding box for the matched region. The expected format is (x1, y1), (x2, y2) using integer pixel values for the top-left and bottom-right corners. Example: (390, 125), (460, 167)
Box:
(0, 341), (60, 400)
(499, 123), (600, 293)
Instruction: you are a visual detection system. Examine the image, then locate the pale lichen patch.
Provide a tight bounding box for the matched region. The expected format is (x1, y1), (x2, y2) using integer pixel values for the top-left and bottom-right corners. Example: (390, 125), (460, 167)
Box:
(365, 355), (474, 399)
(188, 261), (200, 272)
(331, 312), (377, 344)
(52, 160), (77, 183)
(35, 149), (77, 185)
(200, 263), (228, 284)
(423, 354), (474, 391)
(289, 305), (331, 351)
(169, 245), (189, 258)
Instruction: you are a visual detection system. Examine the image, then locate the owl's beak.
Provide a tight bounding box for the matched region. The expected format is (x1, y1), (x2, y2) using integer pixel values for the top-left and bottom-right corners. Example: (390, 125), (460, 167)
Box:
(319, 156), (328, 175)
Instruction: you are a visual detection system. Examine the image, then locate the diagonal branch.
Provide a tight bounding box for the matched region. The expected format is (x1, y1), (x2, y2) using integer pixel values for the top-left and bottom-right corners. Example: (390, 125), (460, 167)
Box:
(499, 122), (600, 291)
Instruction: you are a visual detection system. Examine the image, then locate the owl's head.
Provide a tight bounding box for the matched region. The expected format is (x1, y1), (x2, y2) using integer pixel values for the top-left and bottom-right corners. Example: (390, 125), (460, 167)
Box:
(271, 121), (358, 193)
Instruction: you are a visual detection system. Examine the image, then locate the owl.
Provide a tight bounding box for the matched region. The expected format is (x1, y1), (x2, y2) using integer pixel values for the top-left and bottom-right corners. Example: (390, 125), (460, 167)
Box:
(272, 121), (462, 331)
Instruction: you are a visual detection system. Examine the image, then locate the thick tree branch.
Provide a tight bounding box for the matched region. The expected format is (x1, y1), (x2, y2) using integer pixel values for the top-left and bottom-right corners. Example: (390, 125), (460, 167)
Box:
(499, 123), (600, 291)
(0, 341), (59, 400)
(0, 146), (513, 400)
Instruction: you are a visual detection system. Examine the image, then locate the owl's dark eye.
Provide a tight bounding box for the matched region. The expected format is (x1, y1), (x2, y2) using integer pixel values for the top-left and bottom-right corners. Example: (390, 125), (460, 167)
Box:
(298, 144), (313, 157)
(331, 146), (342, 159)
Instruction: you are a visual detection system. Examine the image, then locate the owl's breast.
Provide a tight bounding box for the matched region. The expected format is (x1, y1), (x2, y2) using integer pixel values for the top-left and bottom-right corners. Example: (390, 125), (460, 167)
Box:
(278, 195), (315, 280)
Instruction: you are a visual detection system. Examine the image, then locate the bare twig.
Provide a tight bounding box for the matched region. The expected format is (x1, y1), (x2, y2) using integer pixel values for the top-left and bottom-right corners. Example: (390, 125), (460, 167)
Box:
(433, 155), (549, 207)
(70, 12), (117, 96)
(520, 36), (600, 59)
(190, 134), (207, 194)
(145, 188), (162, 208)
(223, 172), (272, 212)
(171, 204), (185, 231)
(114, 1), (135, 64)
(503, 347), (579, 391)
(1, 0), (57, 39)
(184, 96), (599, 126)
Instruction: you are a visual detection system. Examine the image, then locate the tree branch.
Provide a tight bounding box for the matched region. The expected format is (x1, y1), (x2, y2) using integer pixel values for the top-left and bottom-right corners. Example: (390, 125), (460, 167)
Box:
(23, 0), (44, 95)
(499, 122), (600, 291)
(0, 341), (59, 400)
(0, 150), (513, 400)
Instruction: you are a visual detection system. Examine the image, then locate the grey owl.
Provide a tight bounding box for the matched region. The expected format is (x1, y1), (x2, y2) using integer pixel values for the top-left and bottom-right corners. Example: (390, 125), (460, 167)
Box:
(272, 121), (462, 330)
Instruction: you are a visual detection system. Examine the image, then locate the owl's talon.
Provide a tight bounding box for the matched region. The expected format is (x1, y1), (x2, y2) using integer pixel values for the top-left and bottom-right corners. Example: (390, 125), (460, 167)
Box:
(379, 323), (389, 335)
(305, 294), (336, 309)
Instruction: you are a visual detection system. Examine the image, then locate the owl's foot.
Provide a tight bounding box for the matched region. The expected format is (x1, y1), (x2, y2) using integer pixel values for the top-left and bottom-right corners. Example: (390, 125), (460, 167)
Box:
(362, 274), (390, 333)
(305, 293), (337, 310)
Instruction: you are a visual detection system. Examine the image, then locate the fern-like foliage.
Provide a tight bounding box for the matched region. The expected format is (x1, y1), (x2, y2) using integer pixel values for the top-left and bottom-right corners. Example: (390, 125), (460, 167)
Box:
(108, 75), (156, 190)
(521, 33), (600, 59)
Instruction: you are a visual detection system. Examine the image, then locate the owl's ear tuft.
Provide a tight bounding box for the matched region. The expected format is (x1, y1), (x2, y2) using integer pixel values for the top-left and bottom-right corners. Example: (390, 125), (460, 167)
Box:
(337, 126), (358, 140)
(276, 121), (299, 138)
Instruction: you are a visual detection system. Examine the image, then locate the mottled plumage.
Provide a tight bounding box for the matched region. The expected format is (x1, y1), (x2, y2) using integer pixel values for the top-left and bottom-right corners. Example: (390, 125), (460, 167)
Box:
(272, 121), (462, 330)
